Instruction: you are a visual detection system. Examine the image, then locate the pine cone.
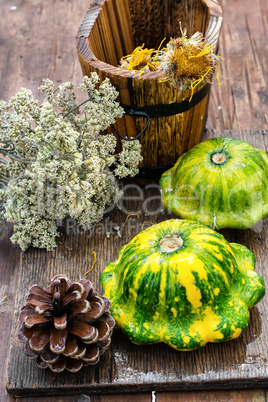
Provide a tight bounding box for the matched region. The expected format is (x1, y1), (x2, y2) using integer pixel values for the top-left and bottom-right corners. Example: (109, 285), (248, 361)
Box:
(18, 274), (115, 373)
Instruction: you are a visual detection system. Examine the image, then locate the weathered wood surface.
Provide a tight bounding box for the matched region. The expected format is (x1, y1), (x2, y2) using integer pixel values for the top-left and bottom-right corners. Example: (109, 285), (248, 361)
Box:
(6, 128), (268, 397)
(0, 1), (90, 401)
(0, 0), (267, 400)
(207, 0), (268, 131)
(14, 388), (268, 402)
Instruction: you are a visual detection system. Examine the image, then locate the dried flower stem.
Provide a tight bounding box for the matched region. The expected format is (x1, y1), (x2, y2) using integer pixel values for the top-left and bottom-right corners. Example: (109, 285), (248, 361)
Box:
(0, 295), (7, 305)
(84, 251), (97, 276)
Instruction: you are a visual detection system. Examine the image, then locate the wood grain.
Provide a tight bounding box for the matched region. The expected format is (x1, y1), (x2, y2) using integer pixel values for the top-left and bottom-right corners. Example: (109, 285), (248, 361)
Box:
(18, 394), (152, 402)
(6, 129), (268, 397)
(206, 0), (268, 131)
(157, 389), (267, 402)
(0, 1), (92, 400)
(15, 388), (268, 402)
(0, 0), (88, 105)
(0, 227), (21, 402)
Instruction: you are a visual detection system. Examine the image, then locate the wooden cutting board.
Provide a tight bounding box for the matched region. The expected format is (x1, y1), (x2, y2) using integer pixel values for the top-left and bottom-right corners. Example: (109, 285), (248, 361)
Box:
(6, 129), (268, 397)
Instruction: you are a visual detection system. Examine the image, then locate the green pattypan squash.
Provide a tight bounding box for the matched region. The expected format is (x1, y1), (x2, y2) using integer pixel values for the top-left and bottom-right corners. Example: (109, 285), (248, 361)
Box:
(160, 137), (268, 229)
(100, 219), (265, 351)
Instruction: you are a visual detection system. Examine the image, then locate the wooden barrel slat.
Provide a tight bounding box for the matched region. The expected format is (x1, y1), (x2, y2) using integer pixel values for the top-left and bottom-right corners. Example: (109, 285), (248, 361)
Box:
(76, 0), (222, 170)
(105, 0), (125, 63)
(113, 0), (135, 56)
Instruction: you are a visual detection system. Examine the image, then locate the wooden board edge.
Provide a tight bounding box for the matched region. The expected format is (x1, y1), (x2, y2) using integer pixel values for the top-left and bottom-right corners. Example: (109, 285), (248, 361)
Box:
(6, 377), (268, 398)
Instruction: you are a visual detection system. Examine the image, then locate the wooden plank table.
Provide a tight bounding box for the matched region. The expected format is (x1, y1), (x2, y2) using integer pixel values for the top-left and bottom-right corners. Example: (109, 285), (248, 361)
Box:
(0, 0), (267, 400)
(5, 129), (268, 399)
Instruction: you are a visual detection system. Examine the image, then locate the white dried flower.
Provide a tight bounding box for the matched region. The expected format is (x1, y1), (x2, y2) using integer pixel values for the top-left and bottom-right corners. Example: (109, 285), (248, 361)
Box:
(39, 78), (54, 102)
(0, 73), (143, 250)
(114, 140), (143, 178)
(8, 88), (39, 116)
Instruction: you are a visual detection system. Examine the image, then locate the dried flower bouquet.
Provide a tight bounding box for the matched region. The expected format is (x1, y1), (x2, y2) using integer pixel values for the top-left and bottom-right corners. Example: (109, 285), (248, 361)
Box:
(0, 73), (142, 251)
(120, 26), (222, 97)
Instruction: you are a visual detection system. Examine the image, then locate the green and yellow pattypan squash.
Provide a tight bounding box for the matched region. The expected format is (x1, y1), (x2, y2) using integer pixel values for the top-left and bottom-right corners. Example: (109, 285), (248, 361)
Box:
(160, 137), (268, 229)
(100, 219), (265, 351)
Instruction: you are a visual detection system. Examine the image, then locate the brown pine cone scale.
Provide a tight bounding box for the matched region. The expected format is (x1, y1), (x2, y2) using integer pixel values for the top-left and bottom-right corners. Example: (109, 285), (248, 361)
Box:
(18, 274), (115, 373)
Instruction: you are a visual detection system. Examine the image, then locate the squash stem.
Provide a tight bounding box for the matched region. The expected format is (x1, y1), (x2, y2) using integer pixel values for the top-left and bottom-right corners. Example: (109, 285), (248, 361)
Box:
(159, 234), (183, 253)
(212, 152), (227, 165)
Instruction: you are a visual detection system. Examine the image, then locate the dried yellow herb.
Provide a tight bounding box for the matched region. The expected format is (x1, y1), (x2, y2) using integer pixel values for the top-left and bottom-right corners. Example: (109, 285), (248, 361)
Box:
(120, 26), (222, 98)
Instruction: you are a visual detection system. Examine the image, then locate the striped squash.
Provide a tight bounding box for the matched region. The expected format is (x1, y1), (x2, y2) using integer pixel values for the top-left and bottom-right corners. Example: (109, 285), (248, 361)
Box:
(100, 219), (265, 351)
(160, 137), (268, 229)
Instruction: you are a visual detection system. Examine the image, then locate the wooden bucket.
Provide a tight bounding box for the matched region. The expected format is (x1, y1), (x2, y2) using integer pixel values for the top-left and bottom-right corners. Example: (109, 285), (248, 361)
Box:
(76, 0), (222, 178)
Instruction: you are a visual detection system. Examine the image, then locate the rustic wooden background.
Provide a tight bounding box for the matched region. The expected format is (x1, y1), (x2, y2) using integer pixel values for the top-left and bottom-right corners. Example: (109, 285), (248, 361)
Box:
(0, 0), (267, 401)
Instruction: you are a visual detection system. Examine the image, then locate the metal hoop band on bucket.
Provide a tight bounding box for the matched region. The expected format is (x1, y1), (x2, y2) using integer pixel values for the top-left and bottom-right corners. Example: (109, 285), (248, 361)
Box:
(112, 82), (211, 141)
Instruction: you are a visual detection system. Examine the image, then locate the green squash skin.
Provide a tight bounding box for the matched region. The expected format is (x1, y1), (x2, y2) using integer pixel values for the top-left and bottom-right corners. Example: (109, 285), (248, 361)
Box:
(100, 219), (265, 351)
(159, 138), (268, 229)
